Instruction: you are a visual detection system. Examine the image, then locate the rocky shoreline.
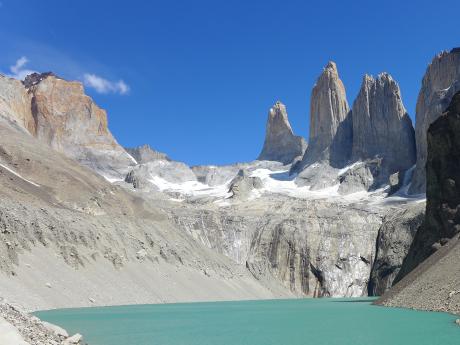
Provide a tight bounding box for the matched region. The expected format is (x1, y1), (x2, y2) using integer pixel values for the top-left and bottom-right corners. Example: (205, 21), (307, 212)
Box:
(0, 300), (85, 345)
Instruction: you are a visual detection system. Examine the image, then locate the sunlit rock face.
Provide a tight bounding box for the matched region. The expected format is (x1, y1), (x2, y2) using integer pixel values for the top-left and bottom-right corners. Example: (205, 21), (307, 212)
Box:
(410, 49), (460, 194)
(299, 61), (352, 168)
(258, 101), (306, 165)
(125, 144), (171, 164)
(351, 73), (416, 177)
(0, 75), (34, 133)
(26, 73), (135, 178)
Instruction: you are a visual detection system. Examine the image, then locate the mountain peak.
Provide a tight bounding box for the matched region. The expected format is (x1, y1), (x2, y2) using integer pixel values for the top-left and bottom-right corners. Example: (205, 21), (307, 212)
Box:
(258, 102), (306, 164)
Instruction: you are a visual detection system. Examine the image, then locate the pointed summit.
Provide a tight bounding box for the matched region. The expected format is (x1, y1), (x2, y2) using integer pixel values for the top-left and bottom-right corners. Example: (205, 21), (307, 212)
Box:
(298, 61), (352, 168)
(258, 101), (306, 164)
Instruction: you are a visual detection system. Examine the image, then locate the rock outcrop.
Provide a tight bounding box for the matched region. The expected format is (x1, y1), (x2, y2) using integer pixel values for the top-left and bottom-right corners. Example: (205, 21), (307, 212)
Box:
(0, 75), (34, 133)
(0, 302), (83, 345)
(396, 91), (460, 282)
(410, 49), (460, 194)
(351, 73), (416, 177)
(125, 144), (170, 164)
(26, 73), (135, 179)
(228, 169), (263, 199)
(257, 101), (306, 164)
(368, 203), (425, 296)
(298, 62), (352, 168)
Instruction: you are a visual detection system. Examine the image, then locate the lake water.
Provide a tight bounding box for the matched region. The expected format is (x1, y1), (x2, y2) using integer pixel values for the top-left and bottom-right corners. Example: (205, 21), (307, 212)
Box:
(35, 298), (460, 345)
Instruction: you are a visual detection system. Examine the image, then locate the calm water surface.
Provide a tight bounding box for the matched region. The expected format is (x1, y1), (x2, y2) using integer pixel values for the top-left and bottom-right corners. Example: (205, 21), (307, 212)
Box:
(35, 298), (460, 345)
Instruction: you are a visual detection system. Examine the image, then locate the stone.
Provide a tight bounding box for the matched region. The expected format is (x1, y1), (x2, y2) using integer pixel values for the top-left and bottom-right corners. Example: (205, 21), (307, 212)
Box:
(396, 91), (460, 282)
(41, 321), (69, 337)
(258, 101), (306, 164)
(298, 61), (352, 169)
(337, 160), (381, 195)
(351, 73), (416, 177)
(410, 49), (460, 194)
(455, 319), (460, 326)
(388, 171), (403, 195)
(64, 333), (82, 344)
(228, 169), (263, 199)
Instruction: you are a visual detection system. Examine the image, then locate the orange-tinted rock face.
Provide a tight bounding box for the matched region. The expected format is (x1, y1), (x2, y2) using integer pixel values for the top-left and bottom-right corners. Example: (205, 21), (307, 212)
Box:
(0, 73), (135, 178)
(30, 76), (112, 151)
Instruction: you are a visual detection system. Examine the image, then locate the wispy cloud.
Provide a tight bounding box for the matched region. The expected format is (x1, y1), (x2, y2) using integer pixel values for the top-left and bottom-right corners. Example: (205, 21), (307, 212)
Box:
(83, 73), (130, 95)
(7, 56), (37, 80)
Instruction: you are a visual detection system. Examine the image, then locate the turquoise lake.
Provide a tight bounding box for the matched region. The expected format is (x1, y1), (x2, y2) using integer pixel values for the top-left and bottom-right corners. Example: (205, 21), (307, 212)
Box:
(35, 298), (460, 345)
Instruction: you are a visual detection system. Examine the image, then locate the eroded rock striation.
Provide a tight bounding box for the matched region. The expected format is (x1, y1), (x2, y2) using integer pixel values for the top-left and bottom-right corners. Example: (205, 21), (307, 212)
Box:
(410, 49), (460, 194)
(299, 61), (352, 168)
(368, 203), (425, 296)
(351, 73), (416, 177)
(26, 73), (135, 179)
(258, 101), (306, 164)
(396, 91), (460, 282)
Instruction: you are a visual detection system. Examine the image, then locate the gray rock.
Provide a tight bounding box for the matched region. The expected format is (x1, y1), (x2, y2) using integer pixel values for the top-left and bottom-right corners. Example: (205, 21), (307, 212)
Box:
(228, 170), (263, 199)
(64, 333), (82, 344)
(368, 203), (425, 296)
(351, 73), (416, 177)
(258, 101), (306, 164)
(397, 91), (460, 282)
(41, 321), (69, 338)
(410, 49), (460, 194)
(192, 165), (241, 186)
(125, 144), (170, 164)
(297, 62), (352, 169)
(388, 171), (403, 195)
(338, 160), (381, 195)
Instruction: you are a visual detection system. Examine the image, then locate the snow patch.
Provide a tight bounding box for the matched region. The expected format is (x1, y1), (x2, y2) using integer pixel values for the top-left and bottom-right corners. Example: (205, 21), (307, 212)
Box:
(148, 175), (232, 198)
(0, 163), (40, 187)
(0, 317), (30, 345)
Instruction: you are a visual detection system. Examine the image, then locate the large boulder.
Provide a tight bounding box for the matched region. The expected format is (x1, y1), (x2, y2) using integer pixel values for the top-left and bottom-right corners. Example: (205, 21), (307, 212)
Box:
(257, 101), (306, 164)
(410, 49), (460, 194)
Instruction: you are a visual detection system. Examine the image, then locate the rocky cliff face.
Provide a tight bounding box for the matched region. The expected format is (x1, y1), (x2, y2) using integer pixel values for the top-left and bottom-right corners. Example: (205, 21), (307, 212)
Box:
(410, 49), (460, 194)
(396, 91), (460, 283)
(0, 75), (34, 133)
(351, 73), (416, 177)
(368, 203), (425, 296)
(376, 95), (460, 312)
(299, 62), (352, 168)
(126, 144), (170, 164)
(26, 73), (135, 179)
(258, 101), (306, 164)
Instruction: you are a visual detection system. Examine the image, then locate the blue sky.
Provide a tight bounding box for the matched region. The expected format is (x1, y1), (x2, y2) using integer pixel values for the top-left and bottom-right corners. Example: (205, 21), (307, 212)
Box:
(1, 0), (459, 165)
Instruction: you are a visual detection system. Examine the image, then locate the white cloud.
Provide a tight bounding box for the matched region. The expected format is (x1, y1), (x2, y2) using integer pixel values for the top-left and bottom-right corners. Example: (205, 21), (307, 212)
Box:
(83, 73), (130, 95)
(7, 56), (37, 80)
